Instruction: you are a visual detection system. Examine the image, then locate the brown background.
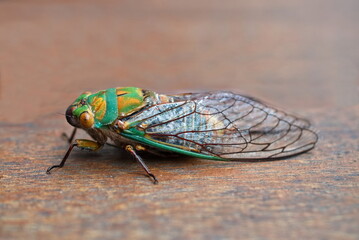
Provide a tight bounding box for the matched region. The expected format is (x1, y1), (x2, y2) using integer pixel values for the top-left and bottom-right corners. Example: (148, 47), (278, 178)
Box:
(0, 0), (358, 239)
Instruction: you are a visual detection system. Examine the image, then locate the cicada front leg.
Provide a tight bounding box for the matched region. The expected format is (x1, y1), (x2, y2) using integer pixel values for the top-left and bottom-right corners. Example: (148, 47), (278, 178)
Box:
(61, 127), (77, 144)
(46, 139), (103, 174)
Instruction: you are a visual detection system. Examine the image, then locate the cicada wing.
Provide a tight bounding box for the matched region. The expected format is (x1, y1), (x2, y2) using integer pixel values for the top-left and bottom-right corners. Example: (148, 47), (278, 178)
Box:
(125, 91), (318, 159)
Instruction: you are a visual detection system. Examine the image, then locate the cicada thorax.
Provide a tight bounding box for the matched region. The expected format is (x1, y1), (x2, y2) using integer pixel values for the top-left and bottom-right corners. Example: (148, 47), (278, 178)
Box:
(85, 87), (174, 128)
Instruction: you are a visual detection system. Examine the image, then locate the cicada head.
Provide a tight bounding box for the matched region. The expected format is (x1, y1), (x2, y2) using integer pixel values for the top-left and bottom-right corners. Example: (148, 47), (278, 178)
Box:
(66, 88), (121, 129)
(65, 92), (95, 129)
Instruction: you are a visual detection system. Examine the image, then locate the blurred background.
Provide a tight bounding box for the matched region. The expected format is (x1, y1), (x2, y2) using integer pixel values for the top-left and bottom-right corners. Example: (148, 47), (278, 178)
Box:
(0, 0), (358, 123)
(1, 1), (358, 240)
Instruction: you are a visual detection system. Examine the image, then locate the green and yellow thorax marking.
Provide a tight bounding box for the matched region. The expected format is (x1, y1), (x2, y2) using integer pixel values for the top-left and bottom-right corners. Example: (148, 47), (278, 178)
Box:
(116, 87), (147, 117)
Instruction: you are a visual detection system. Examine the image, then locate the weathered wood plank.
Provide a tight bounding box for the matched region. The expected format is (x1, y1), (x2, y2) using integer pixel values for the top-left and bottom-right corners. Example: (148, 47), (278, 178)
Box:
(0, 1), (358, 240)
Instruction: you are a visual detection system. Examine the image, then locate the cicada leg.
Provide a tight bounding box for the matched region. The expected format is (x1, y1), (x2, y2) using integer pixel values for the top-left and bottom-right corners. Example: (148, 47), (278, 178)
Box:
(62, 128), (118, 149)
(61, 127), (77, 144)
(46, 139), (103, 174)
(125, 145), (158, 184)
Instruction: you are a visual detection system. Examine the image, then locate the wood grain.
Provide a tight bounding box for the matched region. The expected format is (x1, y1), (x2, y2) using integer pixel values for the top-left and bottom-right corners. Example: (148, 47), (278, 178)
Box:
(0, 1), (358, 240)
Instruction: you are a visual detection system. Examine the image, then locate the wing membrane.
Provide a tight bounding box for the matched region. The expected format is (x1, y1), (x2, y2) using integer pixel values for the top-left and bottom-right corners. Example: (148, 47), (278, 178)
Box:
(125, 91), (318, 159)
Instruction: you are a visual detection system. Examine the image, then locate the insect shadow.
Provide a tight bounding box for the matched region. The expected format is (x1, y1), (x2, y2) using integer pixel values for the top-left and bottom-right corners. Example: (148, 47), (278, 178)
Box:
(62, 141), (308, 174)
(52, 141), (210, 176)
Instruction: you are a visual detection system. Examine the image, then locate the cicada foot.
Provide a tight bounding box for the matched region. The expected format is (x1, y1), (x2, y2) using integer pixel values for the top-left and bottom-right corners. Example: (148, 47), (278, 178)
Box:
(46, 139), (102, 174)
(46, 142), (78, 174)
(148, 173), (159, 185)
(125, 145), (159, 184)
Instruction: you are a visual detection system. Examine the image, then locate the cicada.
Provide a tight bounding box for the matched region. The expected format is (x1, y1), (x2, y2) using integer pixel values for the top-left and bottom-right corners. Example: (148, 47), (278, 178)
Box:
(47, 87), (318, 183)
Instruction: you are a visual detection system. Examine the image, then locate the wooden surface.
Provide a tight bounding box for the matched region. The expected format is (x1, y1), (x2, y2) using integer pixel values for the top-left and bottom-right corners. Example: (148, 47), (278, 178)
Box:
(0, 1), (358, 239)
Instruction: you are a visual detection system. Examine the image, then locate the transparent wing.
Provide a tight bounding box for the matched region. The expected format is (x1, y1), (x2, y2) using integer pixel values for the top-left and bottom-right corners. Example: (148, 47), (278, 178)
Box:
(125, 91), (318, 159)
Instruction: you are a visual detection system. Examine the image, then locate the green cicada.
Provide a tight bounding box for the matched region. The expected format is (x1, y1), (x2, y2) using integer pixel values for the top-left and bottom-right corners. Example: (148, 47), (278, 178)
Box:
(47, 87), (318, 183)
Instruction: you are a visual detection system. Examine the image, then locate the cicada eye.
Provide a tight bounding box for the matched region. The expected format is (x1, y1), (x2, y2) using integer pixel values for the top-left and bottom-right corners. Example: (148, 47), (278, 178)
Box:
(79, 112), (94, 129)
(66, 106), (78, 127)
